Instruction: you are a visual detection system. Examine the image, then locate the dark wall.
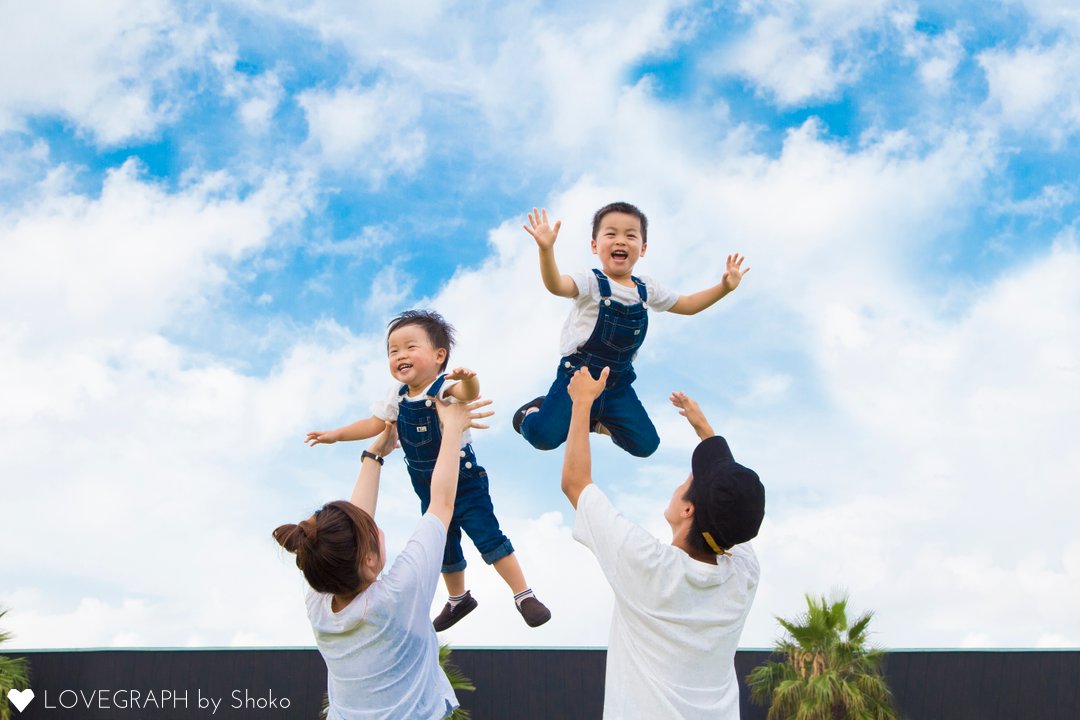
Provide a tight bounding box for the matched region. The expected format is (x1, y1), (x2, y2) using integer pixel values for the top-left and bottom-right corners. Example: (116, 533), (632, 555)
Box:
(8, 648), (1079, 719)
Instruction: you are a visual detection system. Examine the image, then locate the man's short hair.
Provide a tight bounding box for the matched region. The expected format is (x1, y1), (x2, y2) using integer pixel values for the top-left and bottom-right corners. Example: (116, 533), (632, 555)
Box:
(387, 309), (456, 371)
(592, 202), (648, 245)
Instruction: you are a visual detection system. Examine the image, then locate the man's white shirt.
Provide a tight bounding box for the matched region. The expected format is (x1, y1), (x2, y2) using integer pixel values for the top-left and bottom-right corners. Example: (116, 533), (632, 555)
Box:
(573, 484), (759, 719)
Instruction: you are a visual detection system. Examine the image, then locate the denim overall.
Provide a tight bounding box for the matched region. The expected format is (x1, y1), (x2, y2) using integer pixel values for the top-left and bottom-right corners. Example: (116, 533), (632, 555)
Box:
(397, 374), (513, 573)
(521, 269), (661, 457)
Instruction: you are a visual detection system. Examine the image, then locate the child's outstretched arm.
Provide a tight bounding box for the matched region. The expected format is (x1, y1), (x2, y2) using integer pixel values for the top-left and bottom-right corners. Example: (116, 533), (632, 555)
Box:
(669, 391), (715, 441)
(428, 398), (494, 529)
(306, 416), (387, 447)
(669, 253), (750, 315)
(523, 207), (577, 298)
(349, 421), (399, 517)
(444, 367), (480, 401)
(561, 366), (610, 508)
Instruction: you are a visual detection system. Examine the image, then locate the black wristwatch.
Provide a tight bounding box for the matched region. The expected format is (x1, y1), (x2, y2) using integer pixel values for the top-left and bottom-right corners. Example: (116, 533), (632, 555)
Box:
(361, 450), (384, 466)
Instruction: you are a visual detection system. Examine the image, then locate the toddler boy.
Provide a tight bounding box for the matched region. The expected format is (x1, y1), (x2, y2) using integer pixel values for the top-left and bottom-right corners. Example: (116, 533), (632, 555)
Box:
(308, 310), (551, 630)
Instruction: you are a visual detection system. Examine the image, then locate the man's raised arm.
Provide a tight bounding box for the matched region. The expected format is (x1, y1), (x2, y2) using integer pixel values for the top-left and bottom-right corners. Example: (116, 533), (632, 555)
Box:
(561, 366), (610, 508)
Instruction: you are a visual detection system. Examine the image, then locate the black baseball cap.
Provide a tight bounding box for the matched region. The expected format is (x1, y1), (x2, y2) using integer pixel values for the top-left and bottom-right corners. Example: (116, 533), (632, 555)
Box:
(689, 436), (765, 550)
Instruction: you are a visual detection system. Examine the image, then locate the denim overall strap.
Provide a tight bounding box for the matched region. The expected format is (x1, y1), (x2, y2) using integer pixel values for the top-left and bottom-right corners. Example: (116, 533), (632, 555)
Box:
(427, 373), (448, 399)
(397, 372), (448, 399)
(562, 269), (649, 380)
(593, 269), (648, 303)
(592, 268), (613, 298)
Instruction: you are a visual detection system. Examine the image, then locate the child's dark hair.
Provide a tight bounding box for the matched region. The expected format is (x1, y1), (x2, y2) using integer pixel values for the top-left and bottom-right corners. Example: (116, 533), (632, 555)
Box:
(387, 310), (456, 371)
(592, 202), (648, 244)
(273, 500), (380, 596)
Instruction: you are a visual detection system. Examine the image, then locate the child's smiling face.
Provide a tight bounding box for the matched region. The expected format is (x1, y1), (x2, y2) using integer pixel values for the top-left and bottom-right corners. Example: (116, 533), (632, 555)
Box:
(591, 210), (646, 280)
(387, 323), (447, 389)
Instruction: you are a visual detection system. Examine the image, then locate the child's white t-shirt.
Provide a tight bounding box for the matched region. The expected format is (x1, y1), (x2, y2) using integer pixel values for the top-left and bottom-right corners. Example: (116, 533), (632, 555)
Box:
(559, 270), (679, 357)
(305, 513), (457, 720)
(370, 377), (472, 447)
(572, 484), (759, 720)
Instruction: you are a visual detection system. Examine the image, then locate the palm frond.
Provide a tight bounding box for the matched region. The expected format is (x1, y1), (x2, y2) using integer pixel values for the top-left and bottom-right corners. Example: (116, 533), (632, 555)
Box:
(439, 644), (476, 693)
(848, 610), (874, 642)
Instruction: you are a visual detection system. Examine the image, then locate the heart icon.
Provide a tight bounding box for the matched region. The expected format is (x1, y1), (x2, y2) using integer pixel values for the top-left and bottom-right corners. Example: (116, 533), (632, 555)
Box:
(7, 688), (34, 712)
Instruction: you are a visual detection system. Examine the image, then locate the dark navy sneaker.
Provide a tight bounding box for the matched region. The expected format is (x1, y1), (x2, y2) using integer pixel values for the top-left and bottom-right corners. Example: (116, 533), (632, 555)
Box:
(433, 591), (478, 632)
(517, 597), (551, 628)
(512, 397), (545, 435)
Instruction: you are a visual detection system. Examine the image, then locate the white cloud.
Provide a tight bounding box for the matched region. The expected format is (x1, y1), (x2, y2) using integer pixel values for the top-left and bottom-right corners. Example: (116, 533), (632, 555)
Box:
(978, 41), (1080, 143)
(1013, 0), (1080, 33)
(223, 69), (286, 132)
(999, 183), (1076, 219)
(0, 160), (309, 351)
(0, 0), (216, 144)
(892, 10), (965, 94)
(361, 262), (417, 320)
(298, 84), (426, 180)
(718, 0), (894, 106)
(0, 159), (327, 648)
(774, 236), (1080, 646)
(238, 0), (687, 162)
(721, 15), (854, 105)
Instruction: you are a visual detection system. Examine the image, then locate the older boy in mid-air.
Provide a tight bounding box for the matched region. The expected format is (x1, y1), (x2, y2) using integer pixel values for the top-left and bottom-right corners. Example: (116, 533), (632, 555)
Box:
(562, 365), (764, 719)
(514, 202), (749, 458)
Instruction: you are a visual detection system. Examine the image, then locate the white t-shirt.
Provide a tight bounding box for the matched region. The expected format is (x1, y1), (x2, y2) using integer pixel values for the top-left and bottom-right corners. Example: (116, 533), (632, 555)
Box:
(371, 377), (472, 447)
(559, 270), (680, 357)
(305, 513), (457, 720)
(572, 484), (760, 720)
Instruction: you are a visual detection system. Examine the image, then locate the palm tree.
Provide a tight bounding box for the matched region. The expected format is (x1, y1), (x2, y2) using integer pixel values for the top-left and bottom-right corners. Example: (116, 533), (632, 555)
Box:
(747, 593), (897, 720)
(319, 643), (475, 719)
(0, 609), (32, 720)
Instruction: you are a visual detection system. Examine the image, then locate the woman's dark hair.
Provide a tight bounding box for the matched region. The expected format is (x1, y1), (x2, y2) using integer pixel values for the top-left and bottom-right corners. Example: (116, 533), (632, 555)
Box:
(273, 500), (380, 596)
(591, 202), (648, 244)
(387, 309), (456, 371)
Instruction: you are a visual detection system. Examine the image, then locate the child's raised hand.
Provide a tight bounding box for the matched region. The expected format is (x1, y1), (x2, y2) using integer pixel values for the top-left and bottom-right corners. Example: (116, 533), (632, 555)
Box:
(523, 207), (562, 250)
(445, 366), (477, 382)
(306, 429), (341, 447)
(669, 391), (715, 441)
(436, 397), (494, 433)
(721, 253), (750, 293)
(567, 366), (609, 404)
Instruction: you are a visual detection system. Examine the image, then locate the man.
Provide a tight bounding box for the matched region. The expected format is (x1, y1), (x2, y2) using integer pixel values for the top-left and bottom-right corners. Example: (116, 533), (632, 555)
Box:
(562, 367), (765, 719)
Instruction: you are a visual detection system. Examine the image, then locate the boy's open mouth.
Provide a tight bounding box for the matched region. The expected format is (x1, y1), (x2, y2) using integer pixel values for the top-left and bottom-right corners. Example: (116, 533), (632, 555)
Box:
(611, 250), (628, 260)
(397, 362), (413, 373)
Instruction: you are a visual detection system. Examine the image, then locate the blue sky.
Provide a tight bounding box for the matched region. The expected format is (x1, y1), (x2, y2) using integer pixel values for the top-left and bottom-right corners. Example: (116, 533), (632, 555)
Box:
(3, 0), (1079, 651)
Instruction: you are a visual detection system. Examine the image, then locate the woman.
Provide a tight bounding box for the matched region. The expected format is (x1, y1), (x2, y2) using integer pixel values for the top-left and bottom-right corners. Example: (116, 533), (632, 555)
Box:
(275, 397), (492, 719)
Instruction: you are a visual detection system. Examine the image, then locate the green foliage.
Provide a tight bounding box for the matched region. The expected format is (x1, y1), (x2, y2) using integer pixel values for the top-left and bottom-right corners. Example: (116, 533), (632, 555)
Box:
(0, 609), (32, 720)
(747, 593), (897, 720)
(439, 644), (475, 719)
(319, 643), (475, 719)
